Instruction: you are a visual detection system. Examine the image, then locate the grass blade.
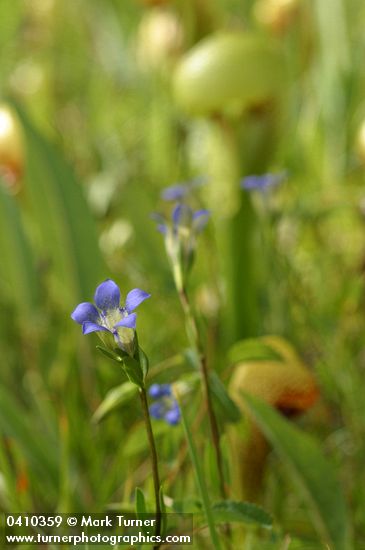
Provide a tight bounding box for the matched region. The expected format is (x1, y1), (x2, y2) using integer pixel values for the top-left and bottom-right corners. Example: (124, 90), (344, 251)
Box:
(177, 396), (222, 550)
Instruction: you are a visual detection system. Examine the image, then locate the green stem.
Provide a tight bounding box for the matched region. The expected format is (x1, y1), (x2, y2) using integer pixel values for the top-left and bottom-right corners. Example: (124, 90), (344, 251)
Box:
(139, 387), (162, 550)
(177, 394), (222, 550)
(179, 288), (226, 500)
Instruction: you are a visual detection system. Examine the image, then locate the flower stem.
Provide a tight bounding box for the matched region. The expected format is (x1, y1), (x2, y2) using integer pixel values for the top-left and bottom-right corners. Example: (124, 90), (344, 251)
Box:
(139, 387), (162, 549)
(179, 287), (226, 500)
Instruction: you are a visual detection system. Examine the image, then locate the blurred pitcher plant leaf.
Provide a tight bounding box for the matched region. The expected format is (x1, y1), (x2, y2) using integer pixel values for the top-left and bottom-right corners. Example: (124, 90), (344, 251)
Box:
(209, 372), (241, 423)
(243, 394), (352, 550)
(228, 337), (284, 364)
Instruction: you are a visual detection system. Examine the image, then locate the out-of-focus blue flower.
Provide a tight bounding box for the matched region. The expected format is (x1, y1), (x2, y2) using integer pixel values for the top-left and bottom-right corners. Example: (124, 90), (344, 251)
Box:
(71, 279), (150, 355)
(152, 204), (210, 291)
(161, 176), (208, 202)
(149, 383), (180, 426)
(149, 383), (172, 399)
(149, 401), (165, 420)
(164, 406), (180, 425)
(161, 184), (189, 202)
(154, 203), (210, 235)
(241, 172), (286, 191)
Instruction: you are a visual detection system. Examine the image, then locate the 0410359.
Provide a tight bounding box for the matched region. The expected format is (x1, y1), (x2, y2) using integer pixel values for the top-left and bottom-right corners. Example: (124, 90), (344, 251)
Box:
(6, 515), (63, 528)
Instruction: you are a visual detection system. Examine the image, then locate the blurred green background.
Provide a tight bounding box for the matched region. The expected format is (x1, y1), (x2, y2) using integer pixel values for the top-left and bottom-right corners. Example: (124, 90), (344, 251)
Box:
(1, 0), (365, 548)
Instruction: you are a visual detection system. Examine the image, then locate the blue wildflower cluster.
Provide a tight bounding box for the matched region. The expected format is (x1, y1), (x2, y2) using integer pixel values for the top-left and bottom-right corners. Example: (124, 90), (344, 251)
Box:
(149, 384), (180, 426)
(153, 180), (210, 292)
(71, 279), (150, 356)
(154, 203), (210, 237)
(160, 176), (207, 202)
(241, 172), (286, 191)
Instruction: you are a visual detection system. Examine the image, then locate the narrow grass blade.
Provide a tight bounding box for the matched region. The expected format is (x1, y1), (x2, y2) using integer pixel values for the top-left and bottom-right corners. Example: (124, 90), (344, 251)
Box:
(177, 398), (222, 550)
(0, 184), (40, 313)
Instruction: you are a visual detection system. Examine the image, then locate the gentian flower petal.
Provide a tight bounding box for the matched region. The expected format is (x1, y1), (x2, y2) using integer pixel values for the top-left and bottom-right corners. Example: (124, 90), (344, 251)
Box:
(149, 384), (160, 398)
(165, 406), (181, 425)
(172, 203), (192, 226)
(94, 279), (120, 311)
(151, 213), (168, 234)
(172, 203), (183, 225)
(157, 224), (167, 234)
(160, 384), (172, 397)
(150, 402), (165, 419)
(125, 289), (151, 313)
(82, 322), (110, 335)
(241, 172), (286, 191)
(193, 209), (210, 232)
(115, 313), (137, 329)
(149, 384), (171, 399)
(241, 175), (266, 189)
(161, 176), (208, 201)
(161, 184), (188, 201)
(71, 302), (99, 324)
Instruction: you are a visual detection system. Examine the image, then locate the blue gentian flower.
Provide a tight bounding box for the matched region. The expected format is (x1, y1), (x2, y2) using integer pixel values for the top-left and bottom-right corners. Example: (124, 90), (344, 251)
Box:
(152, 204), (210, 291)
(161, 184), (189, 202)
(241, 172), (286, 191)
(149, 383), (172, 398)
(71, 279), (150, 355)
(161, 176), (208, 202)
(149, 384), (180, 426)
(155, 203), (210, 235)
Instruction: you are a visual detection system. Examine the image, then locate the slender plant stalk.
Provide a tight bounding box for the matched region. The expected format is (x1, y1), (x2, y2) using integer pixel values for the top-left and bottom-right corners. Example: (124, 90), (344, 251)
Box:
(177, 394), (222, 550)
(139, 387), (162, 550)
(179, 287), (226, 500)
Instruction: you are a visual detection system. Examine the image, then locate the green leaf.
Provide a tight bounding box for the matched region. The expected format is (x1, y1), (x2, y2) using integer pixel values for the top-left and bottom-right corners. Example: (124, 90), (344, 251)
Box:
(96, 346), (123, 363)
(14, 104), (104, 306)
(122, 356), (144, 389)
(228, 338), (283, 364)
(135, 487), (147, 515)
(211, 500), (272, 528)
(92, 382), (138, 423)
(0, 184), (40, 313)
(0, 386), (59, 497)
(183, 348), (200, 369)
(135, 487), (151, 539)
(243, 393), (352, 550)
(178, 397), (222, 550)
(209, 372), (241, 423)
(138, 347), (149, 381)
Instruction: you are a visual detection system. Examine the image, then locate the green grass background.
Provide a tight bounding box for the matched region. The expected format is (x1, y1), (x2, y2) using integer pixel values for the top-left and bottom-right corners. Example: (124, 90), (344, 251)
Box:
(0, 0), (365, 548)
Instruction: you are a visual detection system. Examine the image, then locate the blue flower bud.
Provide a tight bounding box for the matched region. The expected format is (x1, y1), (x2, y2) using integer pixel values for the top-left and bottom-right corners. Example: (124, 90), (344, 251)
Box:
(149, 383), (171, 399)
(164, 406), (181, 425)
(148, 383), (180, 426)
